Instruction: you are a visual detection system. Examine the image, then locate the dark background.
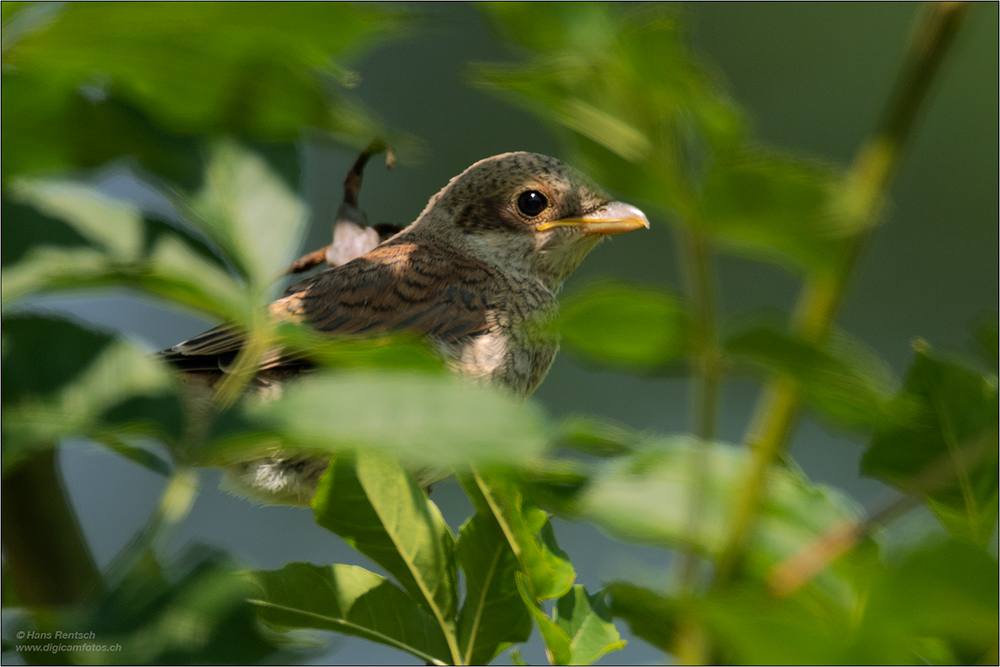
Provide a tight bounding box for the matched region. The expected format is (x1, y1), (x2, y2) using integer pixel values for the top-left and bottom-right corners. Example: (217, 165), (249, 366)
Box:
(23, 3), (997, 664)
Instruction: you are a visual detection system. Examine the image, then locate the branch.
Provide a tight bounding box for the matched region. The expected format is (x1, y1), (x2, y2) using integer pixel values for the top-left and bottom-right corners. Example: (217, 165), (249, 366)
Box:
(716, 2), (971, 583)
(768, 430), (994, 596)
(1, 449), (101, 605)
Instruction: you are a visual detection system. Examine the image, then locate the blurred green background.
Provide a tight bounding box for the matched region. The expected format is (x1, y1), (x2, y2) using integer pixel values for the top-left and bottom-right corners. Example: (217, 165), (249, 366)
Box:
(6, 2), (996, 664)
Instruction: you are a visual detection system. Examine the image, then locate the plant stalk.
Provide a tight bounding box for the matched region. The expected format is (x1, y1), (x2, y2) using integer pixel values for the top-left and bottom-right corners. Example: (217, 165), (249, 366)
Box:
(715, 1), (971, 583)
(1, 448), (101, 605)
(676, 225), (720, 593)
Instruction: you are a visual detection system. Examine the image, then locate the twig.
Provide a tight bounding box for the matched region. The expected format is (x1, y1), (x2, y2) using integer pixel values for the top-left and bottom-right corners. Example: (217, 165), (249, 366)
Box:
(676, 225), (720, 595)
(715, 2), (971, 583)
(769, 431), (994, 596)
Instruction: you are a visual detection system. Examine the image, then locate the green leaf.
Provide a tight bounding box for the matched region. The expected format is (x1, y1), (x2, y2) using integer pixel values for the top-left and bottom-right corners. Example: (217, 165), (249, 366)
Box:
(248, 562), (451, 665)
(476, 3), (745, 220)
(274, 322), (447, 373)
(8, 176), (144, 260)
(1, 176), (250, 320)
(509, 647), (529, 665)
(14, 547), (288, 664)
(96, 432), (173, 477)
(862, 343), (999, 545)
(857, 539), (999, 664)
(461, 474), (576, 602)
(1, 315), (112, 403)
(181, 140), (309, 290)
(1, 316), (183, 472)
(549, 415), (641, 458)
(140, 233), (250, 319)
(2, 3), (407, 181)
(557, 282), (689, 370)
(551, 586), (626, 665)
(574, 438), (864, 603)
(725, 321), (904, 429)
(700, 152), (846, 273)
(457, 512), (532, 665)
(697, 585), (851, 664)
(516, 578), (625, 666)
(312, 451), (460, 663)
(607, 583), (679, 653)
(1, 198), (90, 267)
(206, 370), (549, 471)
(674, 539), (999, 664)
(516, 574), (572, 665)
(0, 238), (249, 321)
(616, 583), (854, 662)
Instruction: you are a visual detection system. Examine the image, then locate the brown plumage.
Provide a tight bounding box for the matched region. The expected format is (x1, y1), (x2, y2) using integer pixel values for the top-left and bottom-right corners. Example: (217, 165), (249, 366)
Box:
(162, 152), (648, 504)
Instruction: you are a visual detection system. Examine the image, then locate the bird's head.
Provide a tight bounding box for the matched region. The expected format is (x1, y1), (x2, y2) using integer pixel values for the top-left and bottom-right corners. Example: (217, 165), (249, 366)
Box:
(408, 152), (649, 292)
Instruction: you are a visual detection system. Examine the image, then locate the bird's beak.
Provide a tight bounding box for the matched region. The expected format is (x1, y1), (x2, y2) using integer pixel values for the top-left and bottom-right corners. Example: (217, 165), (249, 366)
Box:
(535, 201), (650, 235)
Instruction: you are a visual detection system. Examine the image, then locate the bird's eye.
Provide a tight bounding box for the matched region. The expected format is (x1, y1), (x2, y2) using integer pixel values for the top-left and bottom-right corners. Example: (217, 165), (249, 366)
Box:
(517, 190), (548, 217)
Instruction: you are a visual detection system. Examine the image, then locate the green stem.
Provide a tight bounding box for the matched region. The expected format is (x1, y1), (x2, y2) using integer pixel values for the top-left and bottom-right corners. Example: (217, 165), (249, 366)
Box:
(715, 1), (970, 583)
(146, 466), (201, 553)
(1, 448), (101, 605)
(676, 225), (720, 593)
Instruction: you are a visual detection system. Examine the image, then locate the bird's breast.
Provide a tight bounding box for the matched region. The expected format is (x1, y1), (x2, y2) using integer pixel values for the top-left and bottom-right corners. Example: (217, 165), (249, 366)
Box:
(443, 289), (560, 398)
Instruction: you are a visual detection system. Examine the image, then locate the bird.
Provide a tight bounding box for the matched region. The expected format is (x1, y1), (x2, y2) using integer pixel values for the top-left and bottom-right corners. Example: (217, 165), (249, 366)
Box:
(161, 151), (649, 505)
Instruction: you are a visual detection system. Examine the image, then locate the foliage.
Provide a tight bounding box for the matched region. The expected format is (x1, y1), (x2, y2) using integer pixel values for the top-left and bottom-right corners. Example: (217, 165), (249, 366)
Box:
(2, 3), (995, 666)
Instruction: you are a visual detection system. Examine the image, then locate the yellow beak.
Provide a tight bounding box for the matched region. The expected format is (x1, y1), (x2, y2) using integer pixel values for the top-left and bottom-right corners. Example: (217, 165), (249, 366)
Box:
(535, 201), (650, 235)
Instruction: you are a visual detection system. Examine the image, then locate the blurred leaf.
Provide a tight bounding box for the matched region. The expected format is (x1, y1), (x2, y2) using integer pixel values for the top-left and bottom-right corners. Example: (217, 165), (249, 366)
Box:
(695, 540), (998, 664)
(1, 240), (247, 321)
(516, 578), (625, 666)
(96, 434), (173, 477)
(699, 585), (852, 664)
(1, 198), (90, 266)
(573, 437), (864, 604)
(274, 322), (447, 373)
(550, 415), (642, 458)
(1, 315), (112, 403)
(862, 343), (999, 545)
(725, 321), (904, 429)
(14, 547), (288, 664)
(700, 153), (847, 273)
(607, 583), (679, 653)
(1, 1), (30, 24)
(461, 474), (576, 602)
(476, 3), (745, 221)
(477, 4), (862, 279)
(2, 3), (407, 182)
(1, 176), (249, 320)
(181, 140), (309, 291)
(139, 234), (249, 318)
(857, 538), (999, 664)
(1, 315), (183, 473)
(456, 512), (532, 665)
(248, 562), (451, 665)
(1, 65), (205, 186)
(9, 176), (144, 260)
(312, 451), (459, 660)
(205, 370), (549, 471)
(557, 281), (689, 370)
(613, 581), (867, 663)
(1, 245), (115, 306)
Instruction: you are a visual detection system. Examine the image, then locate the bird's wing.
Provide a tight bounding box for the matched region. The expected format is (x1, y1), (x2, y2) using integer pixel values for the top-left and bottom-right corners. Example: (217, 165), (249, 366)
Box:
(160, 240), (497, 374)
